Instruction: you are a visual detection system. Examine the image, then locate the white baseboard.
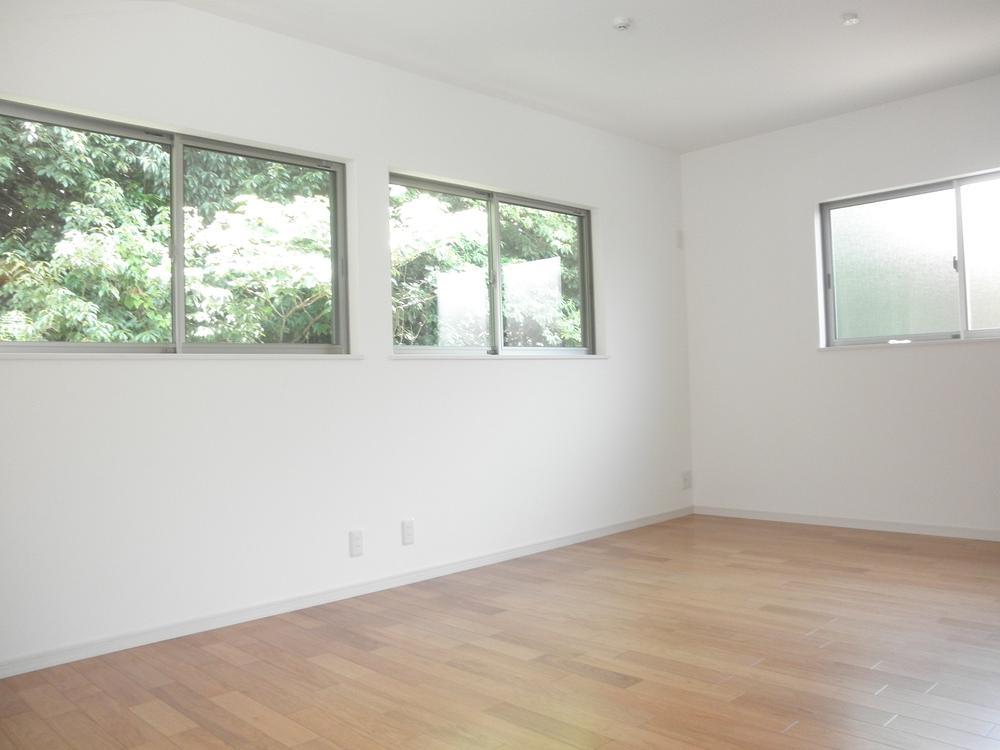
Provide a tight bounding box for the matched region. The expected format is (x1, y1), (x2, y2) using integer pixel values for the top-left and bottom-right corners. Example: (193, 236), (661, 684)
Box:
(695, 506), (1000, 542)
(0, 505), (694, 679)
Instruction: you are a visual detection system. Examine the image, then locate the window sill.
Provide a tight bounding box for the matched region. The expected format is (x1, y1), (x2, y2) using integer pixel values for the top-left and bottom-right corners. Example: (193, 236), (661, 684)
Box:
(0, 353), (365, 361)
(819, 336), (1000, 351)
(390, 353), (607, 360)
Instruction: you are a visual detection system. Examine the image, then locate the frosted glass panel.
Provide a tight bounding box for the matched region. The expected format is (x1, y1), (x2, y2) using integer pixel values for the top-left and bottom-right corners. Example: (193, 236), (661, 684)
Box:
(960, 178), (1000, 331)
(830, 189), (959, 340)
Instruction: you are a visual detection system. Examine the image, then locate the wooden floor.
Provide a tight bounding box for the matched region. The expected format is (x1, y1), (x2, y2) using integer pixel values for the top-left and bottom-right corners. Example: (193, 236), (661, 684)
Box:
(3, 516), (1000, 750)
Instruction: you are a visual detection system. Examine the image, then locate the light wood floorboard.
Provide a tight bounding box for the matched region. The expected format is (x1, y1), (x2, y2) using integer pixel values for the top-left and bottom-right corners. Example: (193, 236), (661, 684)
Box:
(3, 515), (1000, 749)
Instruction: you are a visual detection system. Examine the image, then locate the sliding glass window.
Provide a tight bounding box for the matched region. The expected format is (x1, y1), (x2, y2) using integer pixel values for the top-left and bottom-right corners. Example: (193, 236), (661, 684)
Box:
(389, 182), (490, 348)
(0, 102), (347, 353)
(389, 175), (594, 354)
(821, 169), (1000, 346)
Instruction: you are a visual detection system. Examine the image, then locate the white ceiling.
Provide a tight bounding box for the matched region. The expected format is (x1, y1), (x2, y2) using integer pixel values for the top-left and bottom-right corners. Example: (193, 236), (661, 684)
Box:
(175, 0), (1000, 151)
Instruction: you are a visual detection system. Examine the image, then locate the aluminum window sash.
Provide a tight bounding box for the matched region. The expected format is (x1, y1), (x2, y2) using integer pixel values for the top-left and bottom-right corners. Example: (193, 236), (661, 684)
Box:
(176, 140), (346, 353)
(177, 135), (340, 172)
(0, 100), (172, 145)
(390, 174), (596, 355)
(0, 102), (175, 353)
(389, 174), (491, 201)
(170, 134), (185, 353)
(819, 203), (838, 346)
(0, 345), (352, 355)
(954, 184), (971, 339)
(182, 343), (346, 354)
(964, 327), (1000, 339)
(821, 182), (961, 347)
(494, 193), (589, 217)
(827, 331), (960, 347)
(821, 180), (956, 213)
(389, 175), (590, 217)
(393, 345), (492, 356)
(332, 165), (349, 351)
(578, 212), (596, 353)
(487, 196), (503, 355)
(955, 171), (1000, 189)
(501, 347), (592, 356)
(0, 342), (175, 354)
(494, 196), (594, 353)
(954, 171), (1000, 339)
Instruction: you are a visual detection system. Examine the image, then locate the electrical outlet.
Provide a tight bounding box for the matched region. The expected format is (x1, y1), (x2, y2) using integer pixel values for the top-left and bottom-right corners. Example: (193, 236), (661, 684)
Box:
(401, 519), (415, 546)
(349, 529), (364, 557)
(682, 470), (693, 490)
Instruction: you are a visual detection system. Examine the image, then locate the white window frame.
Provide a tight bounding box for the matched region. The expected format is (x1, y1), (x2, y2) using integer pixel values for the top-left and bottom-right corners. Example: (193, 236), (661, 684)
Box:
(390, 174), (595, 356)
(0, 100), (349, 354)
(820, 169), (1000, 347)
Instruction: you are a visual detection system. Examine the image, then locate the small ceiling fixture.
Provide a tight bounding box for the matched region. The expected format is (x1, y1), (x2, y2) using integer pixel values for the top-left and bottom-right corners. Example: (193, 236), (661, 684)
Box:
(841, 11), (861, 26)
(613, 16), (633, 31)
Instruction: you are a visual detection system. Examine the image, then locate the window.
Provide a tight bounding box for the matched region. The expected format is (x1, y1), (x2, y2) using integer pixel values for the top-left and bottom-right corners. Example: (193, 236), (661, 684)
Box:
(499, 201), (589, 349)
(0, 112), (172, 346)
(389, 175), (594, 354)
(960, 178), (1000, 332)
(182, 147), (341, 347)
(0, 102), (347, 353)
(389, 182), (490, 348)
(821, 170), (1000, 346)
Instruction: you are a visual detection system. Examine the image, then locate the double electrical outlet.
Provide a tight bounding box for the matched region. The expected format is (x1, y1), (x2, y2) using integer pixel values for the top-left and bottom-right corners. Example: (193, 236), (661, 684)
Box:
(349, 519), (415, 557)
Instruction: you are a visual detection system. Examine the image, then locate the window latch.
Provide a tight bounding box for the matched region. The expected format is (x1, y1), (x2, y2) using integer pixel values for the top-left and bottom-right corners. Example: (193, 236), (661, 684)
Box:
(953, 256), (959, 272)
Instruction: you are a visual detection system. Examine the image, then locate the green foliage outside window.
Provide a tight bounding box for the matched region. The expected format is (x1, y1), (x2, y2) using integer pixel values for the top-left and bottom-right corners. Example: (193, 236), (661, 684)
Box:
(498, 202), (585, 348)
(0, 115), (336, 344)
(182, 147), (335, 344)
(389, 184), (586, 348)
(0, 119), (172, 342)
(0, 111), (589, 350)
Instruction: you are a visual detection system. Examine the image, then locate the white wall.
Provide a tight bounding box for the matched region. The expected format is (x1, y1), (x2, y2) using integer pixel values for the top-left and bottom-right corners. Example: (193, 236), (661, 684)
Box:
(683, 74), (1000, 537)
(0, 2), (691, 670)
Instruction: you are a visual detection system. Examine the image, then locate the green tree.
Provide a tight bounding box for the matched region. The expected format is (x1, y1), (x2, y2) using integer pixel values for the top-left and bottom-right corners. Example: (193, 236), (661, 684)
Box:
(184, 195), (333, 343)
(0, 119), (172, 341)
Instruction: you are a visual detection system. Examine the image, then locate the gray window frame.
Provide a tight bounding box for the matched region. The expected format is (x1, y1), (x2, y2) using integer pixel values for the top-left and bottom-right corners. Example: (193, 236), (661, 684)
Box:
(0, 101), (349, 354)
(390, 174), (595, 356)
(820, 169), (1000, 347)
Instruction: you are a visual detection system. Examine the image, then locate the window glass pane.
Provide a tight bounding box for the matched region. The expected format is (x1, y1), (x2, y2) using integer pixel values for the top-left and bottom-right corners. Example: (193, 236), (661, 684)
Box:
(830, 189), (959, 340)
(389, 183), (490, 347)
(499, 202), (585, 348)
(184, 147), (335, 344)
(960, 178), (1000, 331)
(0, 115), (171, 342)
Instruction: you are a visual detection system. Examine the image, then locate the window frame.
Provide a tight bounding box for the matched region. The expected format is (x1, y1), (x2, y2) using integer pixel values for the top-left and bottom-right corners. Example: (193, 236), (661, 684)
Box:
(0, 100), (349, 354)
(820, 169), (1000, 347)
(389, 173), (595, 356)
